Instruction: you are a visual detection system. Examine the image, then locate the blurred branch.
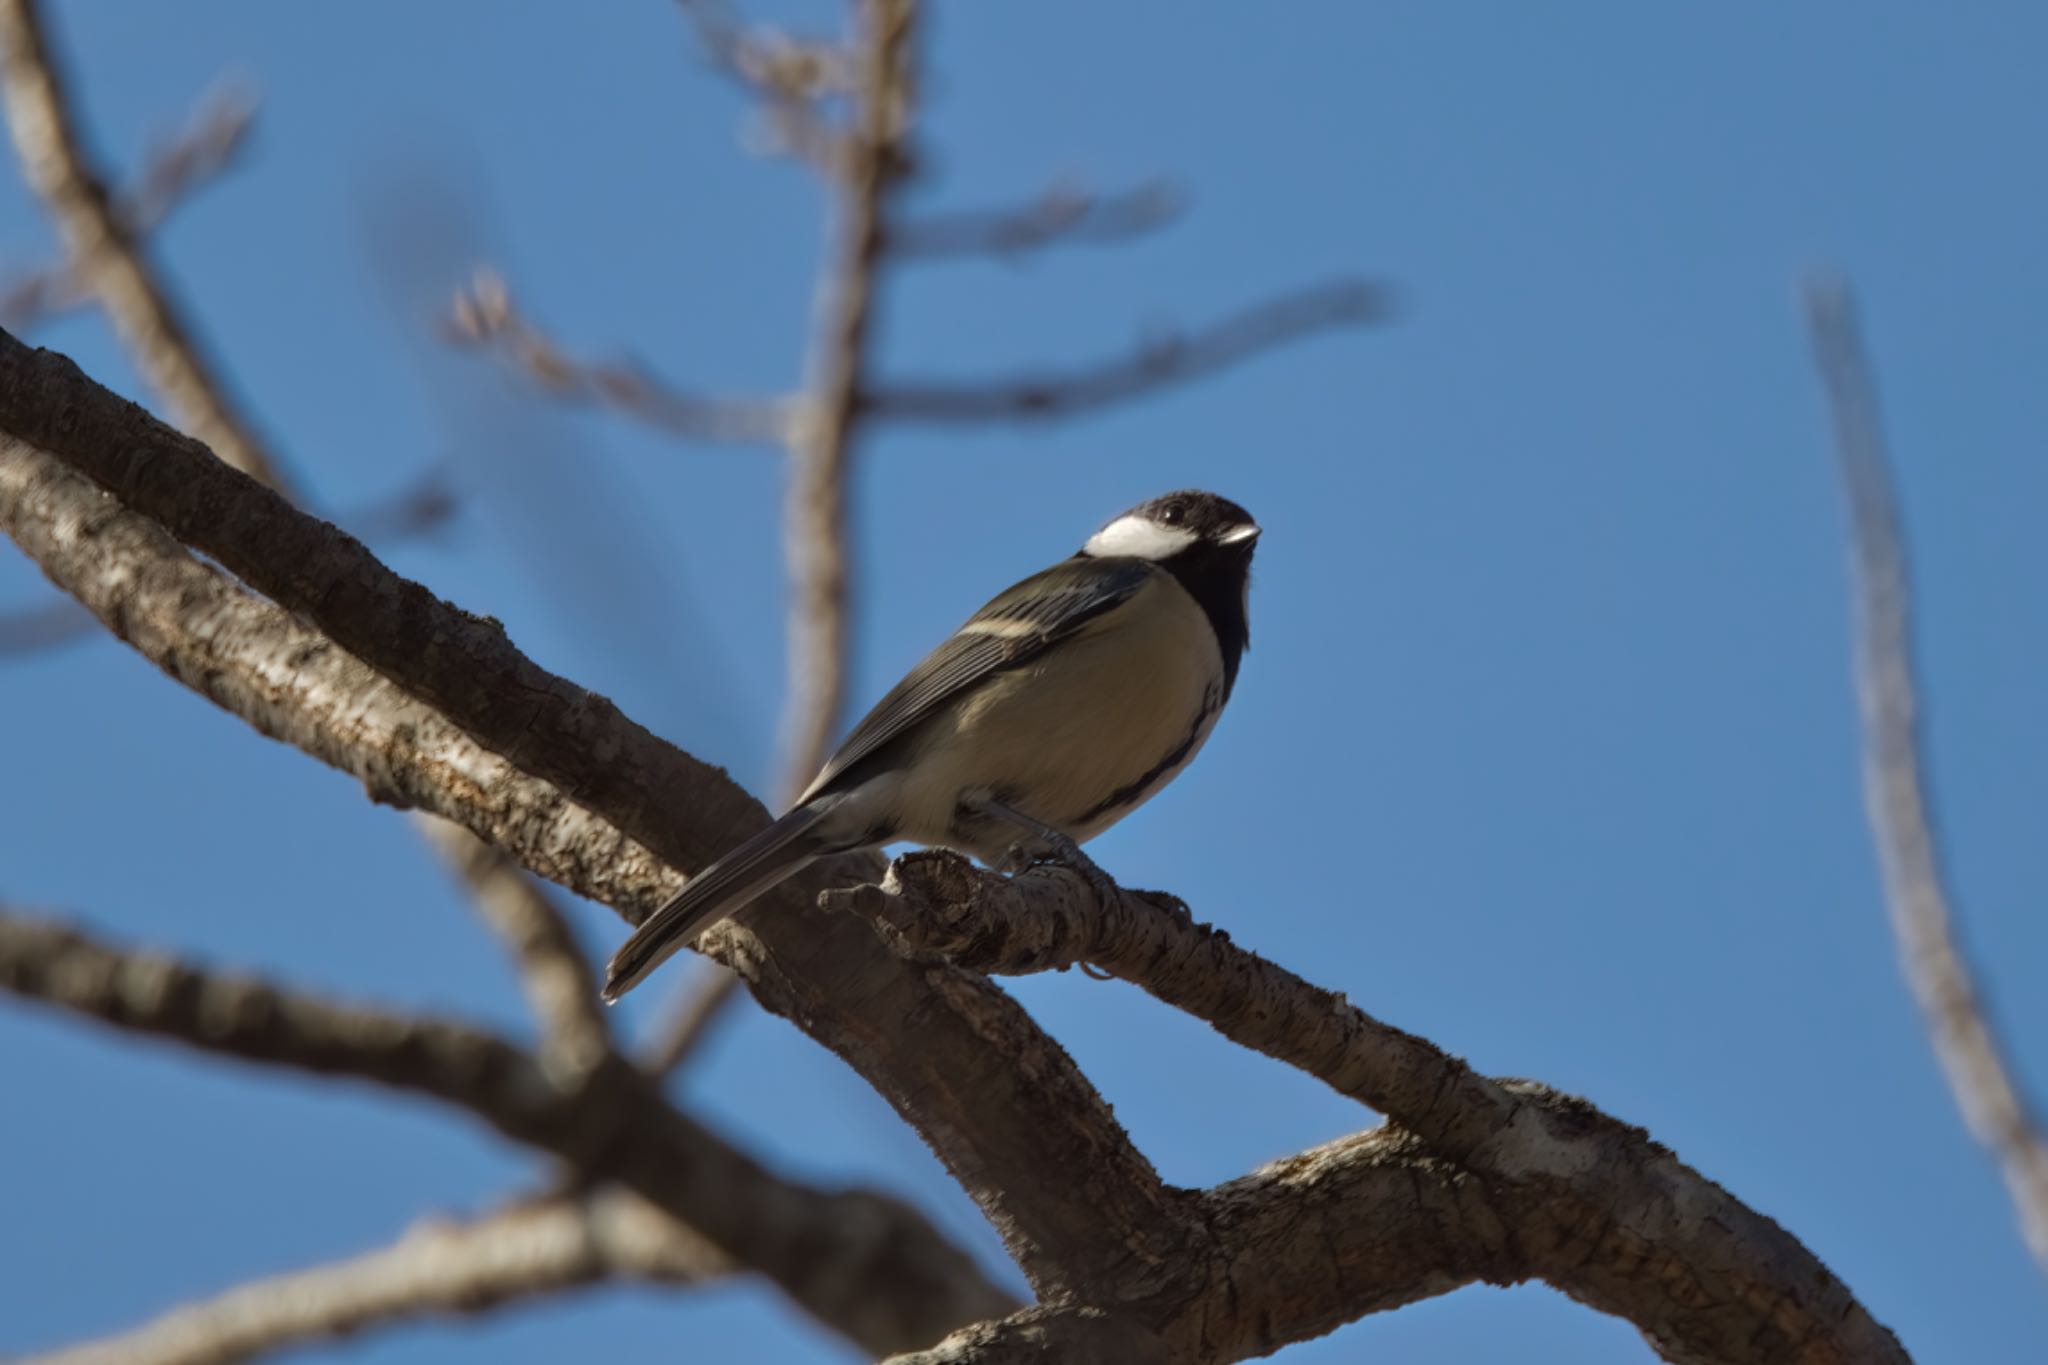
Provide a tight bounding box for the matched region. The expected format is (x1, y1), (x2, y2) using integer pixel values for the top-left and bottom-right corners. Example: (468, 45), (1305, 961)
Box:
(447, 269), (793, 447)
(675, 0), (848, 169)
(0, 83), (255, 331)
(888, 180), (1183, 260)
(776, 0), (916, 795)
(0, 908), (1017, 1357)
(0, 369), (1182, 1300)
(0, 0), (614, 1110)
(863, 279), (1387, 423)
(1804, 275), (2048, 1276)
(639, 961), (743, 1077)
(0, 0), (280, 481)
(29, 1190), (728, 1365)
(416, 816), (612, 1082)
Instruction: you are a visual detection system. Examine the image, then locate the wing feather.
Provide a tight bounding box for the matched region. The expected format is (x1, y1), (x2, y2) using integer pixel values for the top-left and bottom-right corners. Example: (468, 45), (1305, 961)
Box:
(800, 557), (1155, 801)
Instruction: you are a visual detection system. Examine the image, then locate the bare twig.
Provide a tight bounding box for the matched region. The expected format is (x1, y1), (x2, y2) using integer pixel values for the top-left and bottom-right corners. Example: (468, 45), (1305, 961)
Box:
(674, 0), (849, 169)
(447, 269), (793, 447)
(888, 180), (1183, 260)
(0, 83), (254, 331)
(0, 908), (1017, 1356)
(1804, 275), (2048, 1275)
(638, 961), (743, 1076)
(0, 0), (279, 481)
(416, 816), (611, 1082)
(0, 0), (614, 1106)
(28, 1190), (728, 1365)
(864, 279), (1386, 424)
(777, 0), (916, 790)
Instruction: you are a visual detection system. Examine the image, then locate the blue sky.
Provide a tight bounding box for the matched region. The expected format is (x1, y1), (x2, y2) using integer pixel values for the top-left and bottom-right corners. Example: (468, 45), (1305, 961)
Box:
(4, 2), (2045, 1361)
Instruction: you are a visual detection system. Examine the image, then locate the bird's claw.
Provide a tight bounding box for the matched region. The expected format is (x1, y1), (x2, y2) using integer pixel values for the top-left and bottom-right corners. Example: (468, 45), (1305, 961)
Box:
(999, 830), (1122, 908)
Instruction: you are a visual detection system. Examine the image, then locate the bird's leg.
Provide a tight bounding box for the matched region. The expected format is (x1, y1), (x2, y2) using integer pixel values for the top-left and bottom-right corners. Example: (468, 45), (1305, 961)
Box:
(962, 797), (1124, 910)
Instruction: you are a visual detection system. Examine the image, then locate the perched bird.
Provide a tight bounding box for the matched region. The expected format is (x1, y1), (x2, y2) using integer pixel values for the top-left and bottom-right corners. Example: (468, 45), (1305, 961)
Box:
(603, 489), (1259, 1001)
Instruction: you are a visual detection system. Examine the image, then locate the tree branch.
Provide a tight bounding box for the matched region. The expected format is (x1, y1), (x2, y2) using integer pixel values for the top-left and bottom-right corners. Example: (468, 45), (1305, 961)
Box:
(0, 0), (624, 1117)
(775, 0), (915, 787)
(415, 815), (612, 1081)
(27, 1190), (728, 1365)
(0, 463), (452, 659)
(638, 962), (743, 1076)
(0, 0), (281, 484)
(887, 180), (1183, 260)
(446, 269), (793, 447)
(826, 850), (1912, 1365)
(674, 0), (849, 170)
(0, 348), (1189, 1301)
(0, 83), (255, 332)
(0, 909), (1014, 1357)
(1804, 275), (2048, 1276)
(862, 280), (1387, 424)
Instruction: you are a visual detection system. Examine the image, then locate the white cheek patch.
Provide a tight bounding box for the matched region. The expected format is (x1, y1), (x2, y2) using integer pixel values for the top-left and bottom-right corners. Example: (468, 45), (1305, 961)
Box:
(1083, 514), (1197, 561)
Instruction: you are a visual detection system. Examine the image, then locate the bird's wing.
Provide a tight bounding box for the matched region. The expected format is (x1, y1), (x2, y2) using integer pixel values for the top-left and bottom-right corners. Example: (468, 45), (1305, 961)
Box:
(800, 556), (1157, 801)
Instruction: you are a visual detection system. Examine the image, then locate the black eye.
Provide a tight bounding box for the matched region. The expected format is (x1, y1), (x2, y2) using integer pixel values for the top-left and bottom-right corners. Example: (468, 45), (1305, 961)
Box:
(1159, 501), (1188, 526)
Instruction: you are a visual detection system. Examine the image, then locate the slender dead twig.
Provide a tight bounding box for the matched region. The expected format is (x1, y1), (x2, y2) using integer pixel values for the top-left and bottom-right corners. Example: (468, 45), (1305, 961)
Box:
(864, 279), (1386, 423)
(447, 269), (793, 447)
(776, 0), (916, 790)
(0, 83), (255, 331)
(887, 181), (1183, 260)
(674, 0), (849, 170)
(0, 0), (279, 482)
(416, 816), (611, 1082)
(0, 0), (605, 1085)
(639, 960), (743, 1076)
(27, 1190), (728, 1365)
(627, 0), (922, 1091)
(1804, 275), (2048, 1275)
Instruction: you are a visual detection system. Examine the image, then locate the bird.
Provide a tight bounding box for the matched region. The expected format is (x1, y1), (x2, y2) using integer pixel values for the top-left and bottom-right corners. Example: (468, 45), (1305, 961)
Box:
(602, 489), (1259, 1001)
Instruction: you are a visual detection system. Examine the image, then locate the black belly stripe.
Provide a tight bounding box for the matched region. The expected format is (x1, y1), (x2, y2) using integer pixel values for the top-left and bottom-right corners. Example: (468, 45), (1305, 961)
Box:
(1072, 693), (1220, 828)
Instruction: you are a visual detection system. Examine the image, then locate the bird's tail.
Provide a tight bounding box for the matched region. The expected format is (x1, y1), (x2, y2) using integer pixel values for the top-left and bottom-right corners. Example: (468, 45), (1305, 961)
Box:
(603, 804), (830, 1002)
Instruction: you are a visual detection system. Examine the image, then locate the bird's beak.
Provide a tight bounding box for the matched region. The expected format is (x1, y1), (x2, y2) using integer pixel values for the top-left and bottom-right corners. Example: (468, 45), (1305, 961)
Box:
(1219, 524), (1261, 545)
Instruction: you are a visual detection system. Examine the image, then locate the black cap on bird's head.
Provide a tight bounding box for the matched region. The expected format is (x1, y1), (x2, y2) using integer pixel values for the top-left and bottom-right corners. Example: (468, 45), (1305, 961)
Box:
(1080, 489), (1260, 564)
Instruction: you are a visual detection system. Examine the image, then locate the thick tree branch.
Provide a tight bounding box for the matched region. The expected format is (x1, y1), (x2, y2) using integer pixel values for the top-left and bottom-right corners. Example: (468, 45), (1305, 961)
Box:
(1805, 277), (2048, 1275)
(0, 465), (452, 659)
(0, 0), (281, 484)
(28, 1190), (727, 1365)
(0, 350), (1188, 1300)
(887, 181), (1183, 260)
(0, 84), (254, 332)
(827, 851), (1912, 1365)
(862, 280), (1386, 424)
(447, 270), (793, 447)
(0, 909), (1013, 1357)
